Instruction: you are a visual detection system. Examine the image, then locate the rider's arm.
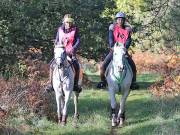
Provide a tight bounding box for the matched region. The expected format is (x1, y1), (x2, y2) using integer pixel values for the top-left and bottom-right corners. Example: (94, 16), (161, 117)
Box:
(72, 28), (80, 53)
(108, 24), (114, 48)
(54, 30), (59, 45)
(125, 35), (132, 49)
(125, 26), (132, 49)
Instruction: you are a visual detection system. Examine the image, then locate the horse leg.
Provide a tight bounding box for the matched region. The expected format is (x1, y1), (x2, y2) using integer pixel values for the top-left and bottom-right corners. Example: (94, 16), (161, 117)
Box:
(61, 91), (71, 126)
(60, 94), (65, 112)
(108, 88), (117, 127)
(73, 91), (79, 119)
(117, 88), (130, 127)
(55, 93), (62, 124)
(73, 91), (79, 128)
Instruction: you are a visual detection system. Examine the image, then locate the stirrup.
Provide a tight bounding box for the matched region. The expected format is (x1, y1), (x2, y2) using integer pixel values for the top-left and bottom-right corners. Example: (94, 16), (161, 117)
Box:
(96, 81), (106, 89)
(73, 85), (82, 93)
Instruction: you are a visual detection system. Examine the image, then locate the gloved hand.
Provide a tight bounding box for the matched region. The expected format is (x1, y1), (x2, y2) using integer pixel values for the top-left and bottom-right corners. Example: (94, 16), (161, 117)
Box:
(69, 48), (74, 54)
(109, 47), (114, 52)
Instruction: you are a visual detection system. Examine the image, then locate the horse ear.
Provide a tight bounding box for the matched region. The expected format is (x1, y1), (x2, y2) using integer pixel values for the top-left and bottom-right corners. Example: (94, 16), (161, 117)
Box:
(119, 42), (124, 47)
(114, 42), (118, 47)
(115, 42), (124, 47)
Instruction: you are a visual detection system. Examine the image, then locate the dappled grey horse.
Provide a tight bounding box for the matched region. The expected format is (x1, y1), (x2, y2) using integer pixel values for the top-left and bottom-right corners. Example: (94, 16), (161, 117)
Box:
(105, 42), (133, 127)
(53, 45), (80, 126)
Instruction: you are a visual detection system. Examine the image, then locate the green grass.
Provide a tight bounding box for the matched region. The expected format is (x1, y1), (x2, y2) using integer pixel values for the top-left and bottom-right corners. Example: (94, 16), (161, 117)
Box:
(5, 73), (180, 135)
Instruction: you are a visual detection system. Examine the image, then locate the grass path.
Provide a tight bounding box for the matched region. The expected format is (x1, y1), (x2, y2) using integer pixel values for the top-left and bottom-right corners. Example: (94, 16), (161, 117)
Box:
(4, 73), (180, 135)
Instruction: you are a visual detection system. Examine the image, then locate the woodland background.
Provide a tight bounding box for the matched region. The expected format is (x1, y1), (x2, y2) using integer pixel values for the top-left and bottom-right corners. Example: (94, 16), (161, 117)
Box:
(0, 0), (179, 134)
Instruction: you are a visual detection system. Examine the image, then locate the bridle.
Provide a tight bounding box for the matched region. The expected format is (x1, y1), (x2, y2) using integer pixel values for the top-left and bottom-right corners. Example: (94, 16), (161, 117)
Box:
(112, 47), (127, 84)
(54, 49), (75, 85)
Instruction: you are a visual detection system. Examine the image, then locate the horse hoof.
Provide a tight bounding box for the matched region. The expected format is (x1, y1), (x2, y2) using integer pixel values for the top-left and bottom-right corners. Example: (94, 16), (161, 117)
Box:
(112, 122), (117, 127)
(57, 115), (62, 124)
(61, 115), (67, 126)
(118, 124), (123, 128)
(112, 119), (117, 127)
(61, 121), (66, 126)
(58, 121), (61, 125)
(118, 122), (124, 128)
(111, 113), (117, 127)
(73, 121), (78, 128)
(117, 118), (124, 128)
(73, 114), (79, 119)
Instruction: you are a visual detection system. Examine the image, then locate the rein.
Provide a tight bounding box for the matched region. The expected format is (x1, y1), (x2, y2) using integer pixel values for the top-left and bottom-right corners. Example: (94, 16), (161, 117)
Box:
(112, 60), (127, 85)
(54, 57), (74, 84)
(55, 57), (74, 70)
(112, 56), (131, 85)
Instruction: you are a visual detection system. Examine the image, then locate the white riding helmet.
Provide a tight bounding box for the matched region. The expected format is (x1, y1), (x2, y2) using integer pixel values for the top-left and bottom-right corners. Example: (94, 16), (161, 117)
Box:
(115, 12), (126, 19)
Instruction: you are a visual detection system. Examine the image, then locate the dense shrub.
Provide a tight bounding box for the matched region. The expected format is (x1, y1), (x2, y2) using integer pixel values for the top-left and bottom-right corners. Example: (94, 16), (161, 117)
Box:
(149, 53), (180, 96)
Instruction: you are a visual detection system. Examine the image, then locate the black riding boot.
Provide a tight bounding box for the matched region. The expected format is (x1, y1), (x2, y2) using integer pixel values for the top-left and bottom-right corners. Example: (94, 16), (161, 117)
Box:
(73, 59), (82, 93)
(127, 54), (139, 90)
(97, 52), (112, 89)
(96, 66), (107, 89)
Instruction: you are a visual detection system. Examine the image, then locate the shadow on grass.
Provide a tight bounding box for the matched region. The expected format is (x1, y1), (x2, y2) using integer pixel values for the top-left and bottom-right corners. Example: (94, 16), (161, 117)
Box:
(0, 127), (24, 135)
(82, 74), (100, 89)
(48, 73), (169, 121)
(64, 130), (110, 135)
(46, 91), (110, 123)
(68, 95), (110, 117)
(126, 96), (180, 127)
(118, 117), (180, 135)
(135, 73), (161, 90)
(49, 96), (180, 135)
(45, 90), (179, 135)
(84, 73), (159, 91)
(135, 81), (155, 90)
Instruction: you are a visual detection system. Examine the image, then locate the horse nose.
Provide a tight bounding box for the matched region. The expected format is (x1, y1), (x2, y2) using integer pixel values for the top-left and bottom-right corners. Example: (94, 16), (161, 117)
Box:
(59, 63), (63, 68)
(58, 60), (63, 68)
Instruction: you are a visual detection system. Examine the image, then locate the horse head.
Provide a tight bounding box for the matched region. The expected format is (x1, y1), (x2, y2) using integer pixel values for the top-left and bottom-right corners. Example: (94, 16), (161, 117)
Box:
(112, 42), (127, 72)
(54, 45), (67, 68)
